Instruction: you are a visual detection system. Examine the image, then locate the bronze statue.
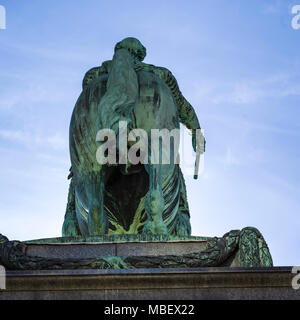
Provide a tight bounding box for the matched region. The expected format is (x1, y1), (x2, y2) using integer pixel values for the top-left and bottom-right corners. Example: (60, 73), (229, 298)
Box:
(0, 39), (273, 272)
(62, 37), (206, 237)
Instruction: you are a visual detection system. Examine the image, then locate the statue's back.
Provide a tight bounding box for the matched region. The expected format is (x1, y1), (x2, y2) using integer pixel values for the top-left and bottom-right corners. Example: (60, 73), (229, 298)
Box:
(69, 64), (181, 235)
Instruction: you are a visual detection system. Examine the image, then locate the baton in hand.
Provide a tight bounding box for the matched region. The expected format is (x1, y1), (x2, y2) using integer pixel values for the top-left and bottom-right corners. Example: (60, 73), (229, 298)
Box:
(193, 130), (205, 180)
(194, 147), (201, 180)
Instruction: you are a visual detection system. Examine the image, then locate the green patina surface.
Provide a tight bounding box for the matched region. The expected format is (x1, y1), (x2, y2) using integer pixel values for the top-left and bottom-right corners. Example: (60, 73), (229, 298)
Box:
(25, 234), (210, 244)
(62, 37), (206, 237)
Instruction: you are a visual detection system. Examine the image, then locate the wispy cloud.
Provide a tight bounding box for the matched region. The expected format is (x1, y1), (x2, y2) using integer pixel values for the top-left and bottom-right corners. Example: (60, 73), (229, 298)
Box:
(0, 129), (68, 151)
(224, 147), (240, 166)
(191, 73), (300, 105)
(0, 40), (108, 64)
(261, 0), (290, 15)
(0, 79), (76, 111)
(212, 82), (263, 105)
(262, 2), (281, 14)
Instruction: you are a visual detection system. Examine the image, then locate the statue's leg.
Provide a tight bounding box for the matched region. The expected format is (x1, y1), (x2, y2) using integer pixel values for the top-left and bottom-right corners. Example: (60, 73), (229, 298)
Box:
(87, 167), (108, 235)
(170, 166), (191, 236)
(171, 212), (191, 237)
(143, 164), (168, 235)
(62, 178), (82, 237)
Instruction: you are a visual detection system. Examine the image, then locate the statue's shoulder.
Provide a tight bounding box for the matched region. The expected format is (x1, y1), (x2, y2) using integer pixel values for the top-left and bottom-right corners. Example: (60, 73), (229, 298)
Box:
(155, 66), (175, 81)
(138, 63), (175, 82)
(82, 60), (112, 90)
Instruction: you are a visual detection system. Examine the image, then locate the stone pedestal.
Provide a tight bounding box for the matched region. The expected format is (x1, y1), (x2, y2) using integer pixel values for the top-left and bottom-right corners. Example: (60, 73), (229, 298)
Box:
(23, 236), (239, 267)
(0, 233), (290, 299)
(1, 267), (299, 300)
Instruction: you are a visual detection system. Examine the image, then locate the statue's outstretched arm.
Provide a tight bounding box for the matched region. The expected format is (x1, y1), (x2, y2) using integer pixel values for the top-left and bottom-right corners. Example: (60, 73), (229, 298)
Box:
(159, 68), (200, 131)
(155, 67), (205, 153)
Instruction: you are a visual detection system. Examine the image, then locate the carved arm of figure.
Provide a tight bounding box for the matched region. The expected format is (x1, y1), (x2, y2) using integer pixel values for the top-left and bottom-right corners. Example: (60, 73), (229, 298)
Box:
(153, 66), (206, 154)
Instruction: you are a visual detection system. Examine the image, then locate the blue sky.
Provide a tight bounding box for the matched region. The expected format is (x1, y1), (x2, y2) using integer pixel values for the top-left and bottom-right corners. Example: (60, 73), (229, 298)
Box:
(0, 0), (299, 266)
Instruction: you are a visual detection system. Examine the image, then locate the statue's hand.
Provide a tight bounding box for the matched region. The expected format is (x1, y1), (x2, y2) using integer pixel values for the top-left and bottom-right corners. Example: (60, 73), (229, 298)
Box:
(192, 129), (206, 153)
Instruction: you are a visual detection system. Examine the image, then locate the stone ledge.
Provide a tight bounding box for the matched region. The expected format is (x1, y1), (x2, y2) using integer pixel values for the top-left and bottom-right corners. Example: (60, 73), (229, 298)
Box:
(25, 240), (208, 260)
(1, 267), (299, 300)
(24, 234), (210, 244)
(0, 228), (273, 270)
(23, 238), (238, 267)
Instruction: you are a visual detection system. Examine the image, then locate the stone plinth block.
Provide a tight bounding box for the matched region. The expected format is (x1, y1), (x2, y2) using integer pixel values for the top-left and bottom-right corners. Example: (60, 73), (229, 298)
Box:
(0, 267), (299, 300)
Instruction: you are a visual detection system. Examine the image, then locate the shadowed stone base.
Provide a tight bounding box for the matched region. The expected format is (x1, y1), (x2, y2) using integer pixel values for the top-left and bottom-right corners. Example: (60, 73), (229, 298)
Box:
(0, 228), (273, 270)
(24, 237), (237, 265)
(0, 267), (299, 300)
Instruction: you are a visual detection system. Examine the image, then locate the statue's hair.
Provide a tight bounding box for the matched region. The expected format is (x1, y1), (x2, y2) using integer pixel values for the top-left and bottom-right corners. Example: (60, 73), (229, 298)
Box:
(114, 37), (146, 61)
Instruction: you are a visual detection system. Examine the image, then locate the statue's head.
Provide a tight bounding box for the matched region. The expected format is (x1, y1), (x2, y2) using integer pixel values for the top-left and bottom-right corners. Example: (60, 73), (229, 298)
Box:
(114, 37), (146, 62)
